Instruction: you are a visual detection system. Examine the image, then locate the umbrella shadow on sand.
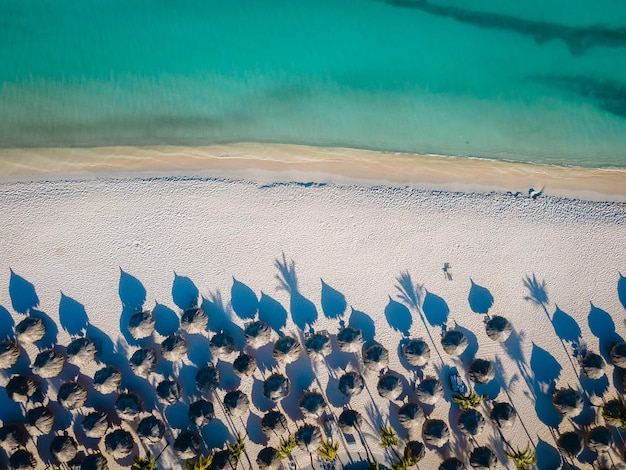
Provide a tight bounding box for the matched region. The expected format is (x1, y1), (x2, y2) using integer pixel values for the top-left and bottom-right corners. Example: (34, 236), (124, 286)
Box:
(468, 279), (494, 314)
(118, 269), (146, 346)
(231, 278), (258, 320)
(172, 273), (199, 311)
(258, 292), (287, 333)
(619, 273), (626, 312)
(384, 297), (411, 336)
(348, 308), (375, 344)
(0, 304), (15, 339)
(275, 254), (317, 332)
(321, 280), (347, 320)
(151, 301), (179, 337)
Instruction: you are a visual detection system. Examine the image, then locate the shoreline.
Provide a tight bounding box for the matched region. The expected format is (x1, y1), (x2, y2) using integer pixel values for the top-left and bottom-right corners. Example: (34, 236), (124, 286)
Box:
(1, 143), (626, 201)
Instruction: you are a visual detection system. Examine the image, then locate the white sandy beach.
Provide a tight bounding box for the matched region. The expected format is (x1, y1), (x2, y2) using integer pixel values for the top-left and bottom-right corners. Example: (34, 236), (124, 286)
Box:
(0, 144), (625, 469)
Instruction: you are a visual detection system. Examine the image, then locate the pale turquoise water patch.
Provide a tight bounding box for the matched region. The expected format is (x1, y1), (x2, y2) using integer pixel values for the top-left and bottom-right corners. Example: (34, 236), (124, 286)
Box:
(1, 0), (626, 167)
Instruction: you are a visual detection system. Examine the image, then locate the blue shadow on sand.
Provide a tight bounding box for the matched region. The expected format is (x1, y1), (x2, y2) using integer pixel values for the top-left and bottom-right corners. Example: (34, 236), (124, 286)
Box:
(172, 273), (199, 310)
(536, 438), (561, 470)
(619, 273), (626, 311)
(349, 307), (375, 343)
(59, 292), (89, 336)
(552, 305), (581, 344)
(275, 254), (317, 332)
(0, 304), (15, 339)
(529, 343), (563, 428)
(118, 269), (146, 345)
(231, 278), (258, 320)
(152, 301), (179, 336)
(422, 290), (449, 327)
(588, 302), (624, 361)
(321, 280), (347, 319)
(468, 279), (494, 314)
(258, 292), (287, 332)
(9, 269), (39, 314)
(384, 296), (412, 336)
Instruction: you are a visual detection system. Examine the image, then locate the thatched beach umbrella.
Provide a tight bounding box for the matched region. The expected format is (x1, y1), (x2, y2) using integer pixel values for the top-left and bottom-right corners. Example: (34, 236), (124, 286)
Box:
(552, 387), (584, 418)
(67, 337), (96, 367)
(9, 449), (37, 469)
(82, 411), (110, 439)
(233, 352), (256, 377)
(81, 453), (108, 470)
(210, 331), (236, 359)
(0, 340), (20, 369)
(295, 423), (322, 452)
(299, 391), (326, 418)
(137, 415), (165, 443)
(93, 365), (121, 394)
(398, 402), (425, 429)
(469, 446), (497, 469)
(337, 326), (364, 353)
(263, 373), (290, 402)
(338, 371), (365, 398)
(180, 307), (208, 334)
(421, 419), (450, 447)
(441, 330), (468, 356)
(196, 364), (220, 393)
(129, 347), (157, 377)
(24, 405), (54, 435)
(58, 381), (87, 410)
(50, 435), (78, 463)
(161, 333), (188, 362)
(363, 343), (389, 371)
(338, 409), (362, 433)
(485, 316), (512, 342)
(416, 376), (444, 405)
(32, 349), (64, 378)
(557, 431), (583, 458)
(15, 317), (45, 343)
(6, 375), (40, 403)
(244, 320), (272, 348)
(0, 423), (25, 451)
(610, 342), (626, 368)
(586, 426), (613, 452)
(157, 379), (181, 405)
(404, 441), (425, 462)
(105, 429), (135, 459)
(174, 430), (201, 459)
(458, 409), (486, 436)
(440, 457), (466, 470)
(489, 402), (517, 429)
(256, 447), (281, 469)
(188, 399), (214, 427)
(272, 335), (302, 363)
(377, 373), (403, 400)
(115, 392), (143, 421)
(261, 410), (288, 438)
(304, 332), (332, 362)
(128, 310), (155, 340)
(468, 359), (495, 384)
(224, 390), (249, 417)
(580, 351), (606, 379)
(402, 339), (430, 367)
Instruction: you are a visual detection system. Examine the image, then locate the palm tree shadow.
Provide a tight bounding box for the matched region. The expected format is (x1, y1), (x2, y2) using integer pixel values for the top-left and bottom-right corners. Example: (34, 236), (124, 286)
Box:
(275, 254), (317, 332)
(258, 292), (287, 333)
(0, 304), (15, 339)
(523, 274), (549, 307)
(118, 269), (146, 346)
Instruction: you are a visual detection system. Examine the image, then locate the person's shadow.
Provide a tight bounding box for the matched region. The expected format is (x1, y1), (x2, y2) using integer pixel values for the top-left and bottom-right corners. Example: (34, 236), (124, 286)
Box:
(118, 269), (147, 346)
(275, 254), (317, 332)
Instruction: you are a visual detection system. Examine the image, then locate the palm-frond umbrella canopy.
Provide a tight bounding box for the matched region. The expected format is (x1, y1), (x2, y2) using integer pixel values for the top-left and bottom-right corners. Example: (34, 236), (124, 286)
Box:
(129, 348), (157, 377)
(261, 410), (288, 438)
(338, 371), (365, 398)
(295, 424), (322, 452)
(81, 411), (110, 438)
(580, 351), (606, 379)
(557, 431), (583, 458)
(50, 435), (78, 463)
(272, 335), (302, 363)
(404, 441), (425, 462)
(180, 307), (208, 334)
(160, 333), (188, 362)
(24, 405), (54, 435)
(304, 332), (332, 362)
(81, 453), (108, 470)
(441, 330), (468, 356)
(489, 402), (517, 429)
(552, 387), (584, 418)
(224, 390), (250, 417)
(0, 423), (25, 451)
(0, 340), (20, 369)
(67, 337), (97, 367)
(115, 392), (144, 421)
(485, 316), (512, 342)
(244, 320), (272, 349)
(337, 326), (364, 353)
(468, 359), (495, 384)
(363, 343), (389, 371)
(469, 446), (497, 469)
(9, 449), (37, 469)
(57, 381), (87, 410)
(93, 365), (121, 394)
(377, 373), (403, 400)
(156, 379), (181, 405)
(104, 429), (135, 459)
(256, 447), (281, 469)
(299, 391), (326, 418)
(458, 409), (486, 436)
(440, 457), (467, 470)
(402, 339), (430, 367)
(32, 349), (64, 378)
(263, 373), (290, 402)
(6, 375), (40, 403)
(586, 426), (613, 452)
(338, 409), (363, 433)
(188, 399), (214, 427)
(128, 310), (155, 340)
(137, 415), (165, 443)
(210, 331), (236, 359)
(416, 377), (444, 405)
(174, 430), (201, 459)
(233, 352), (256, 377)
(196, 365), (220, 393)
(15, 317), (45, 343)
(397, 402), (425, 429)
(422, 419), (450, 447)
(610, 342), (626, 368)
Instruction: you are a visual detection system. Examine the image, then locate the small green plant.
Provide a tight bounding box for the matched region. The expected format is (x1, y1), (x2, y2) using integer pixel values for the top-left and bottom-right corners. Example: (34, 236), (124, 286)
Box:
(602, 396), (626, 430)
(378, 425), (399, 449)
(131, 453), (157, 470)
(227, 433), (246, 463)
(452, 389), (487, 411)
(184, 454), (213, 470)
(317, 439), (339, 461)
(277, 434), (297, 459)
(504, 442), (537, 470)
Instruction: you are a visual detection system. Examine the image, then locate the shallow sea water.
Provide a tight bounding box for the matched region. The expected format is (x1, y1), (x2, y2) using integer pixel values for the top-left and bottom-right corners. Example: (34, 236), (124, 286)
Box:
(1, 0), (626, 167)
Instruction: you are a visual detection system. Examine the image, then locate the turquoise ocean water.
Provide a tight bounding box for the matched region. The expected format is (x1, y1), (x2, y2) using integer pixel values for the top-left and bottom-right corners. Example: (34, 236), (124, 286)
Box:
(1, 0), (626, 167)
